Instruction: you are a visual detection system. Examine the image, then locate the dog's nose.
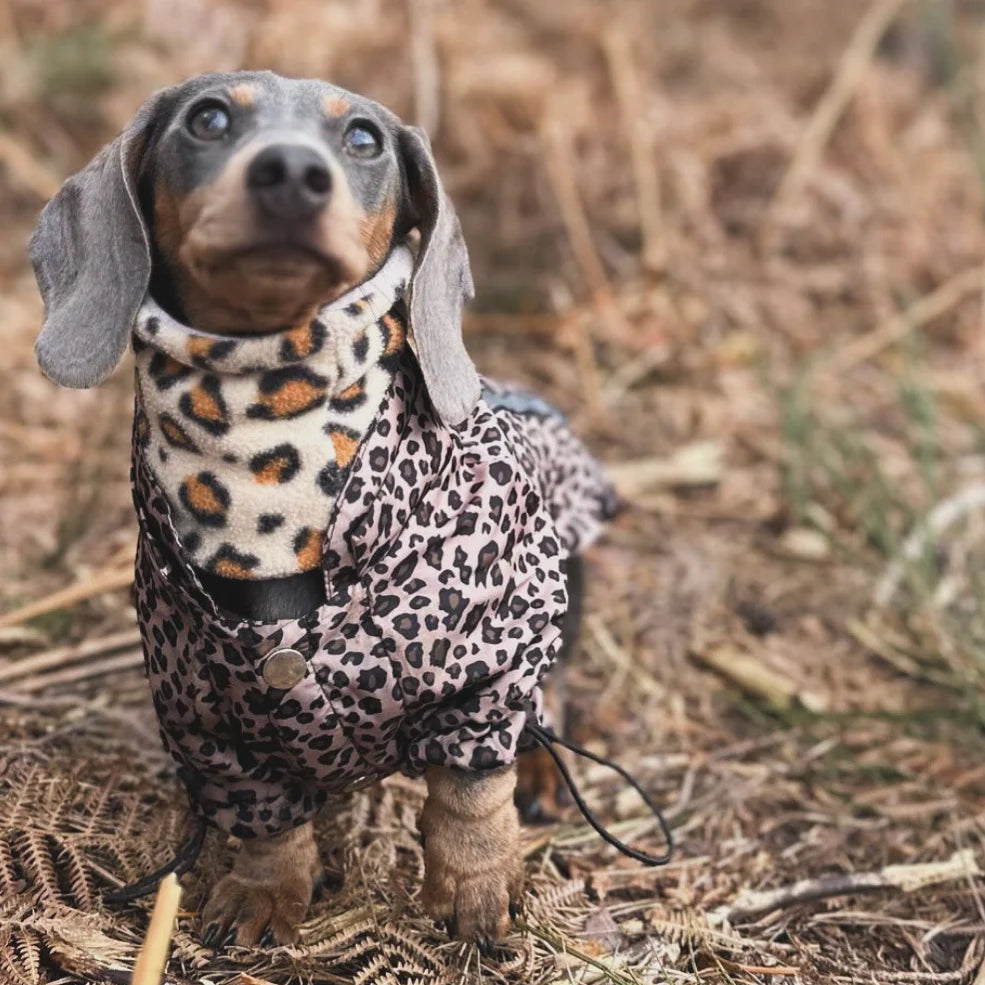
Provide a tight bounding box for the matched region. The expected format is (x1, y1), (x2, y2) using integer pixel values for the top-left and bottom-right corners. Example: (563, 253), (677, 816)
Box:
(246, 144), (332, 220)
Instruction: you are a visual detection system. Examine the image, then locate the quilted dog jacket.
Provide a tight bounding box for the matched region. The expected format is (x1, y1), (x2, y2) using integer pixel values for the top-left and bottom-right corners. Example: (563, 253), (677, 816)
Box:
(132, 323), (617, 839)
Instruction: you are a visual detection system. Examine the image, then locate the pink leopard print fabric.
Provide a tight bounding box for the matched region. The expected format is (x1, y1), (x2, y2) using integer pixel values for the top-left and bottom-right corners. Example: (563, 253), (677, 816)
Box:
(132, 336), (616, 839)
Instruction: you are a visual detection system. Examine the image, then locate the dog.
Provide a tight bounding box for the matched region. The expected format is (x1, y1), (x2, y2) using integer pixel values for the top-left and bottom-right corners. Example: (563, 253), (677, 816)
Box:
(29, 71), (623, 951)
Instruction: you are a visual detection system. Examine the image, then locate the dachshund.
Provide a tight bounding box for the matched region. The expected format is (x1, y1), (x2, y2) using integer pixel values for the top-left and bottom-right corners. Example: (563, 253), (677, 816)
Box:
(29, 71), (618, 952)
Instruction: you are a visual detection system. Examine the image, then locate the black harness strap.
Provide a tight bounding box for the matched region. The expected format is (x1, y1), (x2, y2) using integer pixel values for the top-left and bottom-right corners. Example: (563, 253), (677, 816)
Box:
(103, 817), (208, 904)
(524, 722), (674, 866)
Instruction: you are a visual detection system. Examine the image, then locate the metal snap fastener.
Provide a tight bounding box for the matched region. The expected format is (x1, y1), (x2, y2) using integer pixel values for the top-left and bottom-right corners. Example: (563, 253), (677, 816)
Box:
(262, 647), (306, 689)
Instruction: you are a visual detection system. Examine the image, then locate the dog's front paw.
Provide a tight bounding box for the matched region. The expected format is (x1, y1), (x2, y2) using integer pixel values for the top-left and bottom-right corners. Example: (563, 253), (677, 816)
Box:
(200, 821), (321, 948)
(421, 848), (524, 946)
(419, 765), (524, 949)
(201, 870), (313, 947)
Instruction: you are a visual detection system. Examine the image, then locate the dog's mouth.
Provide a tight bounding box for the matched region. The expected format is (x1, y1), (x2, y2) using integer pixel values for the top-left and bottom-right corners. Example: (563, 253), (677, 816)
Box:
(200, 241), (363, 295)
(221, 241), (339, 269)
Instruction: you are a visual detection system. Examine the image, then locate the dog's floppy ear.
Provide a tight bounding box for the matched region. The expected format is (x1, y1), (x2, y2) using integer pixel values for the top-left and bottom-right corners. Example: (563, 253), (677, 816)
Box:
(30, 88), (172, 388)
(398, 125), (480, 427)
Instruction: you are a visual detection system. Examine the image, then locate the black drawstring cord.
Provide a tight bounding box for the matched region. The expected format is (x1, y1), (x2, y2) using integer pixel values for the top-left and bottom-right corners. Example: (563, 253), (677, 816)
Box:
(524, 722), (674, 866)
(103, 817), (208, 904)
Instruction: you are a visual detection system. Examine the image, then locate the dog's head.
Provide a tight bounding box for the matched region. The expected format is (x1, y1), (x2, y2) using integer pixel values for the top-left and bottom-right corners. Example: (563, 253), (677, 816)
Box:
(30, 71), (479, 426)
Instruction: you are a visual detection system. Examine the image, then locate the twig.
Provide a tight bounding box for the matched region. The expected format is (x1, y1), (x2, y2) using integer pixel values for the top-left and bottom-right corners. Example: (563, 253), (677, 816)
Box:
(974, 950), (985, 985)
(846, 618), (957, 687)
(516, 920), (641, 985)
(585, 614), (663, 698)
(601, 344), (672, 405)
(825, 265), (985, 376)
(768, 0), (905, 219)
(131, 873), (182, 985)
(690, 644), (827, 713)
(408, 0), (440, 135)
(7, 650), (143, 693)
(0, 687), (162, 745)
(602, 25), (665, 274)
(541, 116), (610, 300)
(0, 627), (141, 684)
(719, 960), (801, 977)
(0, 563), (134, 630)
(540, 116), (618, 417)
(720, 849), (981, 923)
(567, 312), (606, 423)
(607, 442), (724, 498)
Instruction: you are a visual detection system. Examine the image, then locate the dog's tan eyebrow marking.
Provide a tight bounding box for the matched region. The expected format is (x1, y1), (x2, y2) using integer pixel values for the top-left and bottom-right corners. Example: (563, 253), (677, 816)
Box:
(228, 84), (256, 107)
(322, 93), (351, 117)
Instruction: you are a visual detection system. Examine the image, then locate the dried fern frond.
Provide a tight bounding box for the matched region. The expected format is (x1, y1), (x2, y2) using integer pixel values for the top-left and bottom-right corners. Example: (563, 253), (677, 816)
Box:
(0, 757), (189, 908)
(35, 900), (134, 977)
(0, 918), (45, 985)
(0, 892), (135, 984)
(525, 877), (588, 921)
(646, 907), (784, 956)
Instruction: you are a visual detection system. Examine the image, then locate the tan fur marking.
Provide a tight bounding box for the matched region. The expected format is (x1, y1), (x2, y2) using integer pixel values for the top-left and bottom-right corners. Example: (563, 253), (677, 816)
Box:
(359, 203), (396, 268)
(188, 386), (223, 421)
(153, 183), (183, 267)
(322, 93), (351, 116)
(253, 456), (291, 485)
(283, 323), (315, 358)
(183, 476), (224, 514)
(257, 380), (324, 417)
(338, 381), (363, 402)
(295, 528), (322, 571)
(187, 336), (218, 360)
(161, 417), (193, 449)
(382, 313), (405, 356)
(228, 83), (256, 108)
(159, 355), (186, 379)
(161, 419), (180, 442)
(214, 559), (253, 578)
(329, 430), (359, 467)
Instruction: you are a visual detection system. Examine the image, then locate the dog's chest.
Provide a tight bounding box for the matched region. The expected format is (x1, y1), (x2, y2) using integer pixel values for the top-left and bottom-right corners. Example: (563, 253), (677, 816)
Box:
(132, 302), (407, 580)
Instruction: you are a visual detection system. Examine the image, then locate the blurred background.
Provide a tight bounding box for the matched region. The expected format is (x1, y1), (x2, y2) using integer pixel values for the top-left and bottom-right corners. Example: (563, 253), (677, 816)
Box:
(4, 1), (985, 982)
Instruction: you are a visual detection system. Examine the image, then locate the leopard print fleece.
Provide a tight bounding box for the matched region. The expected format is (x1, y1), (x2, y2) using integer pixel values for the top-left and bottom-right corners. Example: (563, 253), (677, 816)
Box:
(132, 245), (414, 579)
(133, 351), (617, 840)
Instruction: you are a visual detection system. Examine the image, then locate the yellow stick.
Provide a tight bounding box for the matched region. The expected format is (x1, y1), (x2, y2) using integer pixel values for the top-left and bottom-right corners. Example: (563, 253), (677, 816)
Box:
(131, 873), (182, 985)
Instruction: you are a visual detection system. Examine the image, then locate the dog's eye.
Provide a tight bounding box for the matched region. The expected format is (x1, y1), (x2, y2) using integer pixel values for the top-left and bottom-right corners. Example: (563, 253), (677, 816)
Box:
(188, 103), (231, 141)
(343, 124), (382, 159)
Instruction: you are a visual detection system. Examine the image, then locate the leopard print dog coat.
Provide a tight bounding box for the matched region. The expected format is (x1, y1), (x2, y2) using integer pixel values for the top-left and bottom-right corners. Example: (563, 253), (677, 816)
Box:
(132, 305), (617, 841)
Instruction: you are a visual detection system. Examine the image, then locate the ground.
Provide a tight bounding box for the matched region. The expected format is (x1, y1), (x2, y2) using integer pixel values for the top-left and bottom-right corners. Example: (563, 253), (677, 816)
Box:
(2, 1), (985, 983)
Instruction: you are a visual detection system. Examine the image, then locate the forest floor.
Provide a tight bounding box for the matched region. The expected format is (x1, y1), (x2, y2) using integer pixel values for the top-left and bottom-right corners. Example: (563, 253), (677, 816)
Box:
(3, 1), (985, 982)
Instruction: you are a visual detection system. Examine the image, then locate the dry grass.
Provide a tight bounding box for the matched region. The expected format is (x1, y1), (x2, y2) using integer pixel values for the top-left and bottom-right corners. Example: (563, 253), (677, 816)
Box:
(3, 0), (985, 982)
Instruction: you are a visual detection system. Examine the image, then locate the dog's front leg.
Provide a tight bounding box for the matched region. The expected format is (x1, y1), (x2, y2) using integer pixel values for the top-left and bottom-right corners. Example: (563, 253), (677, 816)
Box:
(419, 763), (524, 946)
(201, 821), (322, 947)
